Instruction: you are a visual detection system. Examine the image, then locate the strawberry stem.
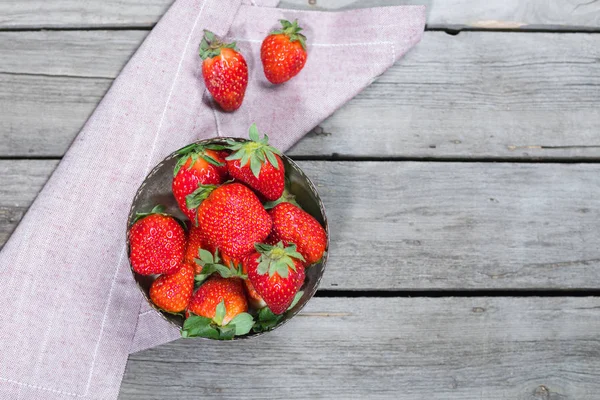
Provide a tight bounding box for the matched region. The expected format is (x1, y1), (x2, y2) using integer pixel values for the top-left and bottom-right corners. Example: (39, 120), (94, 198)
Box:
(199, 30), (238, 60)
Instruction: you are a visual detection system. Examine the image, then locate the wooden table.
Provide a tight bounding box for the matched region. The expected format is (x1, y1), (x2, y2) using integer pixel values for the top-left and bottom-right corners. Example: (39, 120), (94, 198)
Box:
(2, 1), (600, 399)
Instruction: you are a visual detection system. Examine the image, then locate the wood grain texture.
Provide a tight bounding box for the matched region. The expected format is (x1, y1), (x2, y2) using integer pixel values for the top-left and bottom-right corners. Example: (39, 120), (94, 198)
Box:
(2, 31), (599, 159)
(1, 0), (599, 29)
(2, 160), (599, 290)
(119, 297), (600, 399)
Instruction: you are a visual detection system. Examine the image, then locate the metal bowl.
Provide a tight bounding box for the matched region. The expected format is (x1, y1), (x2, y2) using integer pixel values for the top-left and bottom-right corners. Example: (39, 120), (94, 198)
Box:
(126, 137), (329, 339)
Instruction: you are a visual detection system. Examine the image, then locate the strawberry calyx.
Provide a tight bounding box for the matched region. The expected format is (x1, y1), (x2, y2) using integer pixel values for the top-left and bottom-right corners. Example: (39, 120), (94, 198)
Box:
(252, 291), (304, 332)
(254, 241), (305, 278)
(185, 183), (219, 210)
(132, 204), (171, 224)
(173, 143), (226, 176)
(225, 124), (282, 178)
(199, 30), (238, 60)
(272, 19), (307, 50)
(194, 248), (247, 286)
(182, 300), (254, 339)
(263, 187), (300, 210)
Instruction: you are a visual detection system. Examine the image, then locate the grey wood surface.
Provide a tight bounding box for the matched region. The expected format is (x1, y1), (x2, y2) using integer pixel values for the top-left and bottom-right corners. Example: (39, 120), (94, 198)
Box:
(119, 297), (600, 400)
(2, 1), (600, 398)
(3, 160), (599, 290)
(1, 0), (599, 30)
(2, 31), (600, 159)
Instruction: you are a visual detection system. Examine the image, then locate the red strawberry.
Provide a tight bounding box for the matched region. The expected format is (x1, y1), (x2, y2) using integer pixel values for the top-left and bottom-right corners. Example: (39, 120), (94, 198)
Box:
(261, 19), (307, 84)
(245, 242), (306, 314)
(172, 144), (227, 222)
(267, 202), (327, 265)
(184, 225), (213, 274)
(225, 124), (285, 201)
(129, 205), (186, 275)
(186, 276), (248, 325)
(199, 30), (248, 111)
(241, 261), (267, 309)
(187, 182), (272, 258)
(150, 263), (195, 312)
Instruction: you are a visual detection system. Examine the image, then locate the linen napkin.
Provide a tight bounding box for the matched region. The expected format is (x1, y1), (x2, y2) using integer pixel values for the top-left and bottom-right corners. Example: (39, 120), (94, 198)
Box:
(0, 0), (425, 398)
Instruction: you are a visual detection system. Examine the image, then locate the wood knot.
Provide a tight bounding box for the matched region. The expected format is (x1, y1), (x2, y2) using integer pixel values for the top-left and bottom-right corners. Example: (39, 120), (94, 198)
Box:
(534, 385), (550, 399)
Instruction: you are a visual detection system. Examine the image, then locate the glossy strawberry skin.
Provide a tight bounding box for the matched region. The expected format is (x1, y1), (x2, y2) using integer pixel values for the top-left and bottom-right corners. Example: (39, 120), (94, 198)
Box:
(172, 151), (225, 222)
(226, 155), (285, 201)
(129, 214), (186, 275)
(267, 202), (327, 265)
(184, 225), (213, 274)
(202, 48), (248, 111)
(197, 183), (272, 258)
(245, 252), (305, 314)
(186, 276), (248, 325)
(150, 263), (195, 312)
(241, 260), (267, 309)
(261, 34), (307, 84)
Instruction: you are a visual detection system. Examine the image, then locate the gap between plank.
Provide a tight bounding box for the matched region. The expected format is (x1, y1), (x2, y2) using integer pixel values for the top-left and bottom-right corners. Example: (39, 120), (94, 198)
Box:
(2, 26), (600, 33)
(5, 156), (600, 164)
(315, 289), (600, 298)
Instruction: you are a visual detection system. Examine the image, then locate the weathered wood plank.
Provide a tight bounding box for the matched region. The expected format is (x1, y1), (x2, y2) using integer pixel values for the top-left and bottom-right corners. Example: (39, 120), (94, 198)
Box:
(1, 0), (599, 30)
(120, 297), (600, 399)
(2, 160), (599, 290)
(2, 31), (599, 159)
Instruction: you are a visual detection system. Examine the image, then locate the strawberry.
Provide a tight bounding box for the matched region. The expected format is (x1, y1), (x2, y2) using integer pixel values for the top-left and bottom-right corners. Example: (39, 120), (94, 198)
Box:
(225, 124), (285, 201)
(199, 30), (248, 111)
(245, 242), (306, 314)
(184, 225), (212, 274)
(261, 19), (307, 84)
(267, 202), (327, 265)
(129, 205), (186, 275)
(183, 277), (254, 339)
(241, 261), (267, 309)
(172, 144), (227, 222)
(187, 182), (272, 258)
(150, 263), (195, 312)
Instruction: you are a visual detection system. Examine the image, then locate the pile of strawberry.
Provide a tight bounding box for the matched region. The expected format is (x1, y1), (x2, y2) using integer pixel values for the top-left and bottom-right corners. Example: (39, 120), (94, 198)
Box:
(129, 125), (327, 339)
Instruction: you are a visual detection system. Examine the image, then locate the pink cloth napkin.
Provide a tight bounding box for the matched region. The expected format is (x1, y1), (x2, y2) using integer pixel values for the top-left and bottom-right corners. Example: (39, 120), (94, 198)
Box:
(0, 0), (424, 398)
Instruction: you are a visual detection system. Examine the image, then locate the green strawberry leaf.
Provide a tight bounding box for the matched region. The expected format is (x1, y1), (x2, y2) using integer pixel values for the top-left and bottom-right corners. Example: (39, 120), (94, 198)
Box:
(254, 243), (273, 253)
(252, 307), (283, 332)
(254, 242), (304, 278)
(213, 300), (226, 326)
(288, 291), (304, 310)
(256, 259), (270, 275)
(200, 153), (225, 167)
(248, 123), (260, 142)
(194, 263), (233, 285)
(198, 248), (214, 264)
(217, 324), (236, 340)
(264, 150), (279, 170)
(258, 306), (278, 321)
(199, 30), (235, 60)
(204, 143), (227, 151)
(195, 248), (246, 285)
(182, 314), (220, 339)
(239, 151), (251, 168)
(229, 313), (255, 335)
(250, 155), (262, 178)
(225, 125), (283, 178)
(186, 184), (218, 210)
(173, 154), (191, 176)
(133, 204), (168, 223)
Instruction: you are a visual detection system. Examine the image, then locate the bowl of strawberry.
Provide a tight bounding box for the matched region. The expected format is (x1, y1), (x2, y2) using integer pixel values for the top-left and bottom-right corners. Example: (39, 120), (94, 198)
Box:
(127, 124), (328, 340)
